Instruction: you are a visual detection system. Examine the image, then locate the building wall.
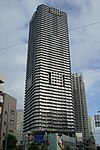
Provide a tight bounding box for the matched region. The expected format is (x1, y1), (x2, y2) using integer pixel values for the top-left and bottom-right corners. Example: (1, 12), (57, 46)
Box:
(94, 114), (100, 127)
(48, 133), (58, 150)
(16, 109), (24, 144)
(0, 93), (16, 149)
(72, 73), (89, 140)
(88, 116), (95, 138)
(0, 75), (4, 150)
(94, 114), (100, 145)
(48, 133), (76, 150)
(24, 4), (75, 135)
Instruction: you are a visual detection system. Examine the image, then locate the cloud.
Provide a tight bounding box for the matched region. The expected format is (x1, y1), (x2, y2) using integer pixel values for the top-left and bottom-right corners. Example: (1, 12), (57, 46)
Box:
(61, 0), (100, 117)
(43, 0), (100, 73)
(82, 69), (100, 91)
(0, 0), (45, 109)
(0, 43), (27, 109)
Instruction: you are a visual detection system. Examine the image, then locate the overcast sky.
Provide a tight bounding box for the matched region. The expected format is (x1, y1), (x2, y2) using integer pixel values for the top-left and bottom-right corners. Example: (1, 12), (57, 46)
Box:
(0, 0), (100, 143)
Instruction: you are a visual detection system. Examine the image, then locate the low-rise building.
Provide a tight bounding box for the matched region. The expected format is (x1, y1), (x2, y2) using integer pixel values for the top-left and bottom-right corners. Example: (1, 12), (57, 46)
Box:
(0, 74), (17, 149)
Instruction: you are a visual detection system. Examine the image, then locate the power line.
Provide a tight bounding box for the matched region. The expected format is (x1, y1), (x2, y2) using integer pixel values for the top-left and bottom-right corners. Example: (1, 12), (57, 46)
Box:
(0, 21), (100, 51)
(69, 21), (100, 31)
(0, 42), (27, 51)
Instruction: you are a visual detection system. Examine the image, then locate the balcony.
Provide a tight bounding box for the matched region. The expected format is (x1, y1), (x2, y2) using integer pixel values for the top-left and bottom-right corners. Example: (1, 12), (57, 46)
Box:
(0, 95), (3, 104)
(0, 74), (4, 82)
(0, 78), (4, 84)
(0, 74), (4, 95)
(0, 84), (4, 95)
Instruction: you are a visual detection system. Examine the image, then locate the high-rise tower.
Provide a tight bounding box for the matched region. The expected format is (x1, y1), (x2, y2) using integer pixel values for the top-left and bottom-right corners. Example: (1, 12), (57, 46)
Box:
(24, 4), (75, 136)
(72, 73), (89, 140)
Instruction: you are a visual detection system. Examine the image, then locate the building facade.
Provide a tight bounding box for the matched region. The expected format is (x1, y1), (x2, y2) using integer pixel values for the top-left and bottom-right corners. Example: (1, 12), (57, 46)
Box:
(24, 4), (75, 136)
(16, 109), (24, 145)
(94, 114), (100, 127)
(72, 73), (89, 140)
(94, 114), (100, 145)
(88, 116), (95, 138)
(0, 74), (4, 149)
(0, 75), (17, 150)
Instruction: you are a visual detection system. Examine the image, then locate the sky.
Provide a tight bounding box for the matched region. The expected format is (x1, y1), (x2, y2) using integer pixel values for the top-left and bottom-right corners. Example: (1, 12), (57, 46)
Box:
(0, 0), (100, 143)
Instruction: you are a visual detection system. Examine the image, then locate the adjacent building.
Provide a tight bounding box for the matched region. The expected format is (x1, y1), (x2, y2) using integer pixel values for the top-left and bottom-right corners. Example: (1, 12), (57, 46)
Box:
(0, 74), (4, 149)
(16, 109), (24, 145)
(72, 73), (89, 140)
(94, 114), (100, 145)
(0, 74), (17, 149)
(24, 4), (75, 136)
(94, 114), (100, 127)
(88, 116), (95, 138)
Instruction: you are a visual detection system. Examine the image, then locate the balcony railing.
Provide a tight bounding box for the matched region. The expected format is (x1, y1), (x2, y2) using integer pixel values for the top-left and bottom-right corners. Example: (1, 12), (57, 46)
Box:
(0, 95), (3, 103)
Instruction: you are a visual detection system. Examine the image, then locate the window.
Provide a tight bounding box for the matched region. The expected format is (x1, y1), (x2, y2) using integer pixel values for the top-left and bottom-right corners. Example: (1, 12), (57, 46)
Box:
(9, 130), (13, 133)
(10, 110), (15, 115)
(4, 122), (6, 125)
(10, 120), (14, 125)
(5, 111), (7, 115)
(26, 75), (32, 90)
(63, 75), (65, 87)
(48, 72), (51, 84)
(51, 72), (64, 86)
(3, 133), (5, 136)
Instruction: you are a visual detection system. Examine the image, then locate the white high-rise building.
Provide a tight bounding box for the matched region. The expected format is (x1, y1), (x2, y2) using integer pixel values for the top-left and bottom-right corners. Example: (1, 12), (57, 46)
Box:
(24, 4), (75, 136)
(94, 114), (100, 145)
(94, 114), (100, 127)
(88, 116), (95, 138)
(72, 73), (89, 140)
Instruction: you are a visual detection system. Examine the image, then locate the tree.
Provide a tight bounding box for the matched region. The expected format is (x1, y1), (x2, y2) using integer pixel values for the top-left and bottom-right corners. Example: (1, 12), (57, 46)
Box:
(2, 139), (5, 150)
(66, 145), (71, 150)
(40, 144), (46, 150)
(7, 134), (18, 150)
(97, 146), (100, 150)
(17, 145), (24, 150)
(28, 142), (39, 150)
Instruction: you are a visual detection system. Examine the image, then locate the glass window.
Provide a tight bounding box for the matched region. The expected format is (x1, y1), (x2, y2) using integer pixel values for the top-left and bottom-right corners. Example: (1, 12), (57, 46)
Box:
(5, 111), (7, 115)
(26, 75), (32, 90)
(4, 122), (6, 125)
(9, 130), (13, 133)
(10, 120), (14, 125)
(10, 110), (15, 115)
(3, 133), (5, 136)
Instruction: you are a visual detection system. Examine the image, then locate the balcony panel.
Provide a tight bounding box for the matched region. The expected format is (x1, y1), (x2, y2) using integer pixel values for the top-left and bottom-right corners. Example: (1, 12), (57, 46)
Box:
(0, 95), (3, 103)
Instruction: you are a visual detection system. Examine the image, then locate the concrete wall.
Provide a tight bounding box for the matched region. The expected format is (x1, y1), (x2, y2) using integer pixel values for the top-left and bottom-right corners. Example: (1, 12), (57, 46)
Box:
(0, 93), (17, 149)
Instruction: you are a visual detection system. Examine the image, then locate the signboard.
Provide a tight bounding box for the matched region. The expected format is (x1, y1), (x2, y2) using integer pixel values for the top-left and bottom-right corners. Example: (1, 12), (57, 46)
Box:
(34, 134), (44, 143)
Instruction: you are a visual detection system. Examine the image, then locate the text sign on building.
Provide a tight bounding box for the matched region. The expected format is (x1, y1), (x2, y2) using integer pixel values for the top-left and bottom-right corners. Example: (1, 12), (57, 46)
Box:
(34, 134), (44, 143)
